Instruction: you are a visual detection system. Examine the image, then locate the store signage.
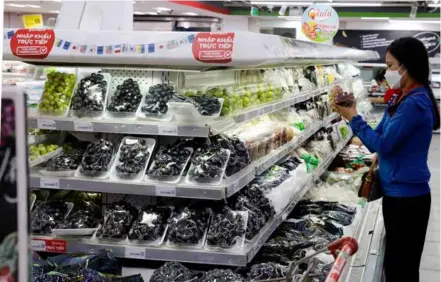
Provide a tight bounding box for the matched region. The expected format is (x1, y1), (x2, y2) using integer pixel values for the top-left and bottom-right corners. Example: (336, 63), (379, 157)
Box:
(21, 14), (43, 29)
(0, 90), (29, 282)
(334, 29), (441, 63)
(301, 4), (339, 43)
(30, 239), (67, 253)
(191, 32), (235, 64)
(10, 29), (55, 59)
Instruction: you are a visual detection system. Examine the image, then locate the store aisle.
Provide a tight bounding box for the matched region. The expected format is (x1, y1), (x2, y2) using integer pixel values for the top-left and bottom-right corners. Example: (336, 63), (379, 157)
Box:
(420, 135), (440, 282)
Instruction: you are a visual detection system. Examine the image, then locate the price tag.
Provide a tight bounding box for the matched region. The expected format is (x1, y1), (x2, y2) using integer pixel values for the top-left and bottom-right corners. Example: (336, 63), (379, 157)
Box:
(125, 247), (146, 259)
(73, 121), (93, 132)
(40, 178), (59, 189)
(37, 119), (56, 130)
(158, 125), (178, 136)
(156, 185), (176, 197)
(31, 240), (46, 251)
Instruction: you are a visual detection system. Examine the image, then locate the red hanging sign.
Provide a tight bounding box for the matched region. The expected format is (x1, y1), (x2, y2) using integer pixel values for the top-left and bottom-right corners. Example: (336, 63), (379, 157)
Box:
(192, 33), (234, 64)
(10, 29), (55, 59)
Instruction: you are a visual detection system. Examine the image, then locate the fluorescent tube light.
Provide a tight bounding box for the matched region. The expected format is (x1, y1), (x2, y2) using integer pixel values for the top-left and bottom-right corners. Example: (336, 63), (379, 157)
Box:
(182, 12), (199, 16)
(6, 3), (26, 8)
(361, 17), (390, 20)
(251, 1), (382, 7)
(25, 4), (41, 8)
(428, 3), (441, 7)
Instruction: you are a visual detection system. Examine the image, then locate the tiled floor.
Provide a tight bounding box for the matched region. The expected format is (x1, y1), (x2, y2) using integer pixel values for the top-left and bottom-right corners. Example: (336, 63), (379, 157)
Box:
(420, 135), (441, 281)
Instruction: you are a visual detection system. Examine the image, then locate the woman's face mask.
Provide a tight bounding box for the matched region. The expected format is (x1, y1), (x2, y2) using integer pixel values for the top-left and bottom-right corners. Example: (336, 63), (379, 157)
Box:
(385, 65), (407, 90)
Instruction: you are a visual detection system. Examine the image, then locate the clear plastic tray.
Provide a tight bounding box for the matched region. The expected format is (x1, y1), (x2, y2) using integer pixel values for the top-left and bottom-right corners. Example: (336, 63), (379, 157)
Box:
(38, 71), (77, 117)
(92, 224), (128, 245)
(52, 228), (97, 237)
(166, 209), (211, 249)
(39, 168), (76, 177)
(30, 193), (36, 211)
(31, 201), (74, 236)
(145, 147), (193, 184)
(185, 149), (231, 186)
(205, 210), (248, 251)
(127, 206), (172, 246)
(75, 140), (117, 179)
(105, 82), (148, 120)
(29, 147), (63, 168)
(109, 137), (156, 182)
(135, 87), (174, 121)
(70, 72), (112, 119)
(168, 98), (223, 122)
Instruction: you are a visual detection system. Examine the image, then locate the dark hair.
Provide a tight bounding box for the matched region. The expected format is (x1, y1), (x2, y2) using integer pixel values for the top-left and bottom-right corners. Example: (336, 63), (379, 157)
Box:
(387, 37), (440, 130)
(374, 68), (386, 83)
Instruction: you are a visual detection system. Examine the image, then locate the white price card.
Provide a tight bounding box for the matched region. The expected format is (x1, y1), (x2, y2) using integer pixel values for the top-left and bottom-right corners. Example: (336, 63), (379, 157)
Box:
(31, 240), (46, 251)
(40, 178), (60, 189)
(73, 121), (93, 132)
(37, 119), (56, 130)
(124, 247), (146, 259)
(158, 125), (178, 136)
(156, 185), (176, 197)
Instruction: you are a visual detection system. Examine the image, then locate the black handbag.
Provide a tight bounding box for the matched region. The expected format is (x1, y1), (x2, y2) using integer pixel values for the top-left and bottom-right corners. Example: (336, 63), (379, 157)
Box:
(358, 154), (383, 202)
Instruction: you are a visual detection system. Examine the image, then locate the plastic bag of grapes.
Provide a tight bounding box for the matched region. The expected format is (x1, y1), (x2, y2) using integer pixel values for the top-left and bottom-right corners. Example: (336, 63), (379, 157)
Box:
(70, 72), (111, 118)
(38, 71), (76, 116)
(106, 78), (146, 119)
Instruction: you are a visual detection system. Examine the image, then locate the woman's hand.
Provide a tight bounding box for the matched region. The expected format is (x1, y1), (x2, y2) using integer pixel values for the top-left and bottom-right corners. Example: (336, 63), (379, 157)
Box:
(334, 103), (358, 121)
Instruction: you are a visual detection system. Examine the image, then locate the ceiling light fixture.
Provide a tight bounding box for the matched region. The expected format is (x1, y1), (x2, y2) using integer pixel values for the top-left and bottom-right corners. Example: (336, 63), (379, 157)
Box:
(134, 11), (147, 15)
(153, 7), (172, 12)
(181, 12), (199, 16)
(250, 1), (382, 7)
(25, 4), (41, 8)
(145, 12), (159, 15)
(49, 10), (59, 13)
(361, 17), (390, 20)
(428, 3), (441, 7)
(6, 3), (26, 8)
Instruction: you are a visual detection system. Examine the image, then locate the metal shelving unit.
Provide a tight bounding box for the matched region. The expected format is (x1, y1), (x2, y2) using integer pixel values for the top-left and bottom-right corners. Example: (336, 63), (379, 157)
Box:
(30, 134), (352, 266)
(29, 113), (340, 199)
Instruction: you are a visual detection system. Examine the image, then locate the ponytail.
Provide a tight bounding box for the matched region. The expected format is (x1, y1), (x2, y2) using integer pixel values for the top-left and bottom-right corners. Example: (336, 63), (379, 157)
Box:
(424, 82), (441, 130)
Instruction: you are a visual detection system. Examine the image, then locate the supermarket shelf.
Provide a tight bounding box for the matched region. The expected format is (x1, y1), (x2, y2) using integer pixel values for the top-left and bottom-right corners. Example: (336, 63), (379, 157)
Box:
(30, 113), (339, 199)
(30, 136), (350, 265)
(27, 84), (337, 137)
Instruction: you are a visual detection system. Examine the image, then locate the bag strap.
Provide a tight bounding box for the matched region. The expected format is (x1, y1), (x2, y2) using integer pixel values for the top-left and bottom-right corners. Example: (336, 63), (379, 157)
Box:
(368, 154), (378, 174)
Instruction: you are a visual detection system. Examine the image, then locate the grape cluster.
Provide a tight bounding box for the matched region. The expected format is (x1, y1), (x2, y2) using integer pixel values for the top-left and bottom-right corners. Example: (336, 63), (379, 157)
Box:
(141, 84), (175, 116)
(79, 139), (115, 177)
(188, 148), (229, 182)
(128, 207), (171, 242)
(192, 96), (222, 116)
(150, 262), (195, 282)
(199, 269), (245, 282)
(31, 201), (70, 234)
(167, 207), (209, 245)
(207, 207), (246, 249)
(57, 202), (101, 229)
(71, 73), (107, 117)
(96, 202), (138, 240)
(247, 263), (286, 281)
(210, 134), (251, 177)
(147, 143), (191, 178)
(116, 138), (149, 178)
(39, 72), (76, 115)
(29, 143), (59, 161)
(279, 156), (302, 171)
(46, 150), (84, 171)
(107, 78), (142, 113)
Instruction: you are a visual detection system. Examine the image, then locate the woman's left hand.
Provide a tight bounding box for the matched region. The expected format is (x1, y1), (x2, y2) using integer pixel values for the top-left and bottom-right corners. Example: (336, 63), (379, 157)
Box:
(334, 104), (358, 121)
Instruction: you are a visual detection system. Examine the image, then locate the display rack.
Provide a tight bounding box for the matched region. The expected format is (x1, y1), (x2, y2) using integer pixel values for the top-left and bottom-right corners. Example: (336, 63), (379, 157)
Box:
(30, 131), (353, 266)
(4, 27), (377, 275)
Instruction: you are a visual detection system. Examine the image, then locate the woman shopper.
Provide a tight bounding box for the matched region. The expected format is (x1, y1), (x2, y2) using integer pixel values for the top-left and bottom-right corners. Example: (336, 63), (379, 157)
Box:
(334, 37), (440, 282)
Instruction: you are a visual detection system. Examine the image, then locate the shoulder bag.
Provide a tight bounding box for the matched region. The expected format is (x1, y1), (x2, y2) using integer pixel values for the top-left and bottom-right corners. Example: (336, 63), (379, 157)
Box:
(358, 154), (383, 202)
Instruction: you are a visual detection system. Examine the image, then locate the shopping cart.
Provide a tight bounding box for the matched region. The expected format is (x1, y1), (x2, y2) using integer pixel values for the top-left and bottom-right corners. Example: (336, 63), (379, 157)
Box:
(254, 237), (358, 282)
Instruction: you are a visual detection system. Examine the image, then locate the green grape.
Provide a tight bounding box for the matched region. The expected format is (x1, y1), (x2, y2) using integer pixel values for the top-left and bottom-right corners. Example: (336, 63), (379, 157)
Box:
(243, 97), (250, 108)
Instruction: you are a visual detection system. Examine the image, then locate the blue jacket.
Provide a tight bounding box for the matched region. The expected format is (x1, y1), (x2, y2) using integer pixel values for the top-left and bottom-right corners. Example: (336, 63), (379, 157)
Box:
(349, 87), (434, 197)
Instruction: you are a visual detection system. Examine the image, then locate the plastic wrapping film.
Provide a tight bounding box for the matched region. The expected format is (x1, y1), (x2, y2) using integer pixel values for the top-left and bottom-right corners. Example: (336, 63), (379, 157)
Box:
(128, 206), (172, 246)
(70, 72), (111, 118)
(106, 78), (145, 118)
(31, 200), (74, 235)
(150, 262), (197, 282)
(187, 148), (230, 185)
(76, 138), (117, 179)
(95, 201), (138, 242)
(38, 71), (76, 116)
(166, 207), (210, 247)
